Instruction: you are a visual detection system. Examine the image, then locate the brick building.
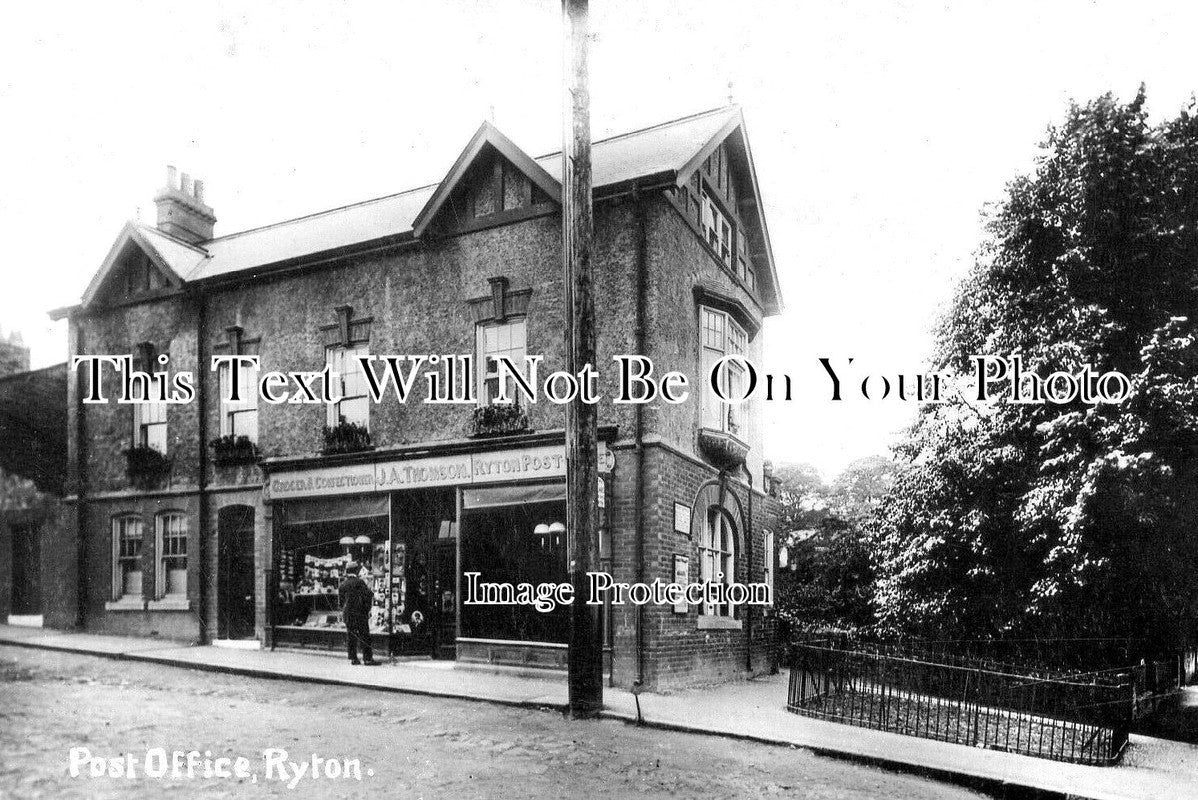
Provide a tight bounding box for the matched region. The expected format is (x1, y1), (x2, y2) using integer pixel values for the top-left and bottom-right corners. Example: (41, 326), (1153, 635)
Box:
(46, 106), (784, 689)
(0, 333), (67, 630)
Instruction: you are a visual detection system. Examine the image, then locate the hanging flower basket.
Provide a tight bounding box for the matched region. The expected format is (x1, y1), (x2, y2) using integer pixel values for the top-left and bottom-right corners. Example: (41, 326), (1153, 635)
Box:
(210, 434), (260, 465)
(322, 420), (372, 455)
(124, 445), (171, 489)
(469, 403), (530, 438)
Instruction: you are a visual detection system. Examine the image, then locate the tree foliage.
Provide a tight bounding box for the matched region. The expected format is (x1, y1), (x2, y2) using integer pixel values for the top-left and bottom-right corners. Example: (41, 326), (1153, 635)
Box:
(774, 457), (898, 635)
(872, 89), (1198, 652)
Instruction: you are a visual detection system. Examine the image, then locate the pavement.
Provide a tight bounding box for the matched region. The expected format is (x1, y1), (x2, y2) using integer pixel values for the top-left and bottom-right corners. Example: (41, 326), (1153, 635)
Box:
(1, 624), (1195, 800)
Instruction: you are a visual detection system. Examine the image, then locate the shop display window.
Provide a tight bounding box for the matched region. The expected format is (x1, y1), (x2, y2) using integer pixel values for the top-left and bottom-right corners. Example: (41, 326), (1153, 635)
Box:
(271, 490), (456, 656)
(460, 492), (569, 644)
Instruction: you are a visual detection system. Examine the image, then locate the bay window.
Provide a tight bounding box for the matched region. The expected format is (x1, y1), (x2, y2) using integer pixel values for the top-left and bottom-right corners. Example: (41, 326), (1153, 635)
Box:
(700, 307), (750, 439)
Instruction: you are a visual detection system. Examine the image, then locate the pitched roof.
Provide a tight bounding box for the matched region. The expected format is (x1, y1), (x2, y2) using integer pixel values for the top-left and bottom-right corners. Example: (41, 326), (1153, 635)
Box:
(534, 105), (737, 187)
(70, 106), (782, 313)
(195, 185), (435, 281)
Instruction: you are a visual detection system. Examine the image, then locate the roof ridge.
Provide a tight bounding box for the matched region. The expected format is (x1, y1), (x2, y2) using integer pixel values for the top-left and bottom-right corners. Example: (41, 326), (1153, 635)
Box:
(202, 106), (735, 244)
(533, 105), (736, 160)
(205, 181), (439, 243)
(136, 222), (210, 255)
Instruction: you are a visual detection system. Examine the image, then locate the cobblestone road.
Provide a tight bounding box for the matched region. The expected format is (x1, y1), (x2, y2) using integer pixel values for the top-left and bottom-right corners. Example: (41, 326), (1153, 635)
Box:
(0, 645), (987, 799)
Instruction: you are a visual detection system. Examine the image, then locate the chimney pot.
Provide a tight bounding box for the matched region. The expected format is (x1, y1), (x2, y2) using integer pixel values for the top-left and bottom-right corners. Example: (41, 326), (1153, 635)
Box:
(154, 165), (215, 243)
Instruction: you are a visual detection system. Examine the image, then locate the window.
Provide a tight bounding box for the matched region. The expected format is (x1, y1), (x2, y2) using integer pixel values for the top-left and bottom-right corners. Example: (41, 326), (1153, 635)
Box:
(701, 189), (733, 267)
(327, 343), (370, 428)
(132, 378), (167, 453)
(700, 508), (736, 617)
(218, 358), (258, 441)
(111, 516), (143, 600)
(737, 232), (756, 291)
(476, 318), (527, 405)
(700, 307), (750, 439)
(155, 514), (188, 598)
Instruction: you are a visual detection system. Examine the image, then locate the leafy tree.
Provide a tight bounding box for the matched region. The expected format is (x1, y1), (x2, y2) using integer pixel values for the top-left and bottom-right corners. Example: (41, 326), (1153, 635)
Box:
(873, 89), (1198, 652)
(774, 457), (897, 635)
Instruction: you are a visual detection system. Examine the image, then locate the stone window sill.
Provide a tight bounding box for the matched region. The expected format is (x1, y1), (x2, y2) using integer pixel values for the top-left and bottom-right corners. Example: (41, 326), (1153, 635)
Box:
(105, 597), (145, 612)
(697, 615), (742, 630)
(148, 597), (191, 612)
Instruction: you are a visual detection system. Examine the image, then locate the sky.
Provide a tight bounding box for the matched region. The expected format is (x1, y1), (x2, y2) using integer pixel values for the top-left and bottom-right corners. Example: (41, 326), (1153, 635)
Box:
(2, 0), (1196, 478)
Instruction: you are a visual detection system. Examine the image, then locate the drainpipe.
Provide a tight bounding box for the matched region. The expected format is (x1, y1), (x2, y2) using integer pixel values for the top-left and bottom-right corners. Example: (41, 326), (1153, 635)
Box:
(743, 462), (753, 674)
(195, 294), (209, 644)
(73, 322), (87, 629)
(632, 185), (648, 687)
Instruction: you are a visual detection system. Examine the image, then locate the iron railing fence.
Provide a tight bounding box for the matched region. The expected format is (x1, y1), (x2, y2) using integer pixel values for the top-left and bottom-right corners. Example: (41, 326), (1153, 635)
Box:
(789, 634), (1187, 709)
(787, 643), (1135, 765)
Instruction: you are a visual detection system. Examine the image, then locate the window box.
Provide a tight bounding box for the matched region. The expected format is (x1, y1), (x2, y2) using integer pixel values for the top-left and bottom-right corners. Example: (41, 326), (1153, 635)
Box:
(469, 403), (530, 438)
(123, 445), (171, 489)
(210, 434), (259, 465)
(697, 427), (750, 471)
(321, 420), (372, 455)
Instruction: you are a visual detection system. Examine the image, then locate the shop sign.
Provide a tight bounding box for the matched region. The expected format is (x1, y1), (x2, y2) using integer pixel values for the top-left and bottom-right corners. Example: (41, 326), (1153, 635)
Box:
(269, 442), (613, 500)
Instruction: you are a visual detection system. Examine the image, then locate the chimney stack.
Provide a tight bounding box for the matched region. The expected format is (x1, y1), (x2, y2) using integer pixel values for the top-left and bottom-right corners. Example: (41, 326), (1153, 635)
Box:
(154, 164), (215, 243)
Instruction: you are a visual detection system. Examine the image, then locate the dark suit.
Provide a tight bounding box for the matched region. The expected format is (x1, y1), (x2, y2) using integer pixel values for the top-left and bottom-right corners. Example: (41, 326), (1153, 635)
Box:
(338, 575), (375, 663)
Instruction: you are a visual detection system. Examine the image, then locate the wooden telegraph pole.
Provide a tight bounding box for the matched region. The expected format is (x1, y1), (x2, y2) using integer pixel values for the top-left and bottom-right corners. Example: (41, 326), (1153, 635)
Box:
(562, 0), (602, 718)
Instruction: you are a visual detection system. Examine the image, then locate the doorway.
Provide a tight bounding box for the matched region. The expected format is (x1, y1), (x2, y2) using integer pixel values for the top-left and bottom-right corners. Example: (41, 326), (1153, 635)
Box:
(10, 523), (42, 617)
(217, 506), (256, 640)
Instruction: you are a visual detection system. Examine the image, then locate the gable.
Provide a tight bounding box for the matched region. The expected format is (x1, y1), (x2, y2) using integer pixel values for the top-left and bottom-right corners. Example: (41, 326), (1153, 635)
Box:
(674, 117), (783, 315)
(81, 223), (191, 309)
(413, 121), (561, 238)
(429, 146), (555, 235)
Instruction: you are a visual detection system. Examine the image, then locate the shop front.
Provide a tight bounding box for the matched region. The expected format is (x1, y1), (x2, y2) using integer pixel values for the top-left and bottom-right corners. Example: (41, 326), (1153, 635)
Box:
(264, 440), (612, 665)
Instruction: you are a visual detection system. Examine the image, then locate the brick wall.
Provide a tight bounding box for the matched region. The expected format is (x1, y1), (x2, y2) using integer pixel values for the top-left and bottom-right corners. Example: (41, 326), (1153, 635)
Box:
(77, 493), (202, 641)
(608, 440), (780, 691)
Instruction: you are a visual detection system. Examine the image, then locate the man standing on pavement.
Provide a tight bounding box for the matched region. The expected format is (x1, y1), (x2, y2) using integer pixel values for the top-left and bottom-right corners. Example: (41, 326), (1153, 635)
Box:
(339, 563), (379, 666)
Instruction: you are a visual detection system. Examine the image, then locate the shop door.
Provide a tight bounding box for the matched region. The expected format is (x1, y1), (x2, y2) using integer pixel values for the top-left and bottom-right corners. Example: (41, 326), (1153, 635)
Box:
(432, 537), (457, 658)
(10, 524), (41, 616)
(217, 506), (256, 640)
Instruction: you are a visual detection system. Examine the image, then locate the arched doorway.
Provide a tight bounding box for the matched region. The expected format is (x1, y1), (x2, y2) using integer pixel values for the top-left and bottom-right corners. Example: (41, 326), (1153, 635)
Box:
(217, 505), (256, 640)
